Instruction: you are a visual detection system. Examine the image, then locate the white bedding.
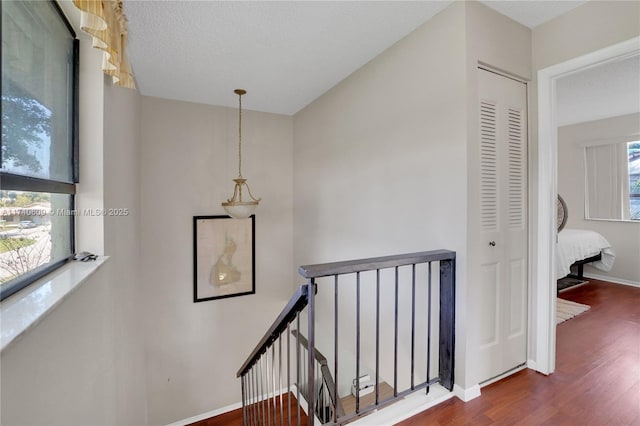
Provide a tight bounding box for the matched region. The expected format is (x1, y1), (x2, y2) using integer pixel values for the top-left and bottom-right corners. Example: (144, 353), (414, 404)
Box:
(556, 229), (616, 280)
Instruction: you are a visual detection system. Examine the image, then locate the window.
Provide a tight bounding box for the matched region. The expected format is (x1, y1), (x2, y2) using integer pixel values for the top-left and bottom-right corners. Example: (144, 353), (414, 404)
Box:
(629, 141), (640, 220)
(585, 140), (640, 221)
(1, 0), (78, 300)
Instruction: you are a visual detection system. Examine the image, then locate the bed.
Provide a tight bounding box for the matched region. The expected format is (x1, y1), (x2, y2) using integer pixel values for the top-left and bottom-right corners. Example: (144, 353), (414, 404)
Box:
(555, 195), (616, 281)
(556, 228), (616, 280)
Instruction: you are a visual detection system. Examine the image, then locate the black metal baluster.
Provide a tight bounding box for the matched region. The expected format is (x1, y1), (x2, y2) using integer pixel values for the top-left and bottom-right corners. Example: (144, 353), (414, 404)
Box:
(411, 263), (416, 390)
(260, 356), (265, 423)
(304, 345), (308, 397)
(244, 371), (248, 426)
(242, 374), (246, 426)
(300, 344), (304, 398)
(307, 279), (316, 426)
(279, 336), (283, 426)
(247, 371), (251, 426)
(266, 354), (270, 424)
(267, 350), (272, 426)
(375, 268), (380, 406)
(272, 345), (277, 426)
(355, 271), (361, 413)
(248, 372), (253, 426)
(333, 274), (339, 423)
(426, 261), (432, 395)
(255, 365), (260, 426)
(252, 367), (257, 426)
(316, 359), (321, 419)
(254, 360), (260, 423)
(394, 266), (399, 397)
(287, 323), (291, 426)
(253, 368), (258, 426)
(296, 312), (301, 426)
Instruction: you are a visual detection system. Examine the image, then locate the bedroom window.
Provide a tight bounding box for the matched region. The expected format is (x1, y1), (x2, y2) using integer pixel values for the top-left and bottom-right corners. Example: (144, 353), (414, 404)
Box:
(629, 141), (640, 220)
(585, 140), (640, 221)
(0, 0), (79, 300)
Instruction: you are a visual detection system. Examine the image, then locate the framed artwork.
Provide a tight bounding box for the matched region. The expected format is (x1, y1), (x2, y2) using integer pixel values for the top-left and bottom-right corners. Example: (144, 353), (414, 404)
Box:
(193, 215), (255, 302)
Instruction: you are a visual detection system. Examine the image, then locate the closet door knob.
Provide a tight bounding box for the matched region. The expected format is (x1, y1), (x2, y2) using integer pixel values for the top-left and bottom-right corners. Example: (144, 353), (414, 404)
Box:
(489, 241), (496, 247)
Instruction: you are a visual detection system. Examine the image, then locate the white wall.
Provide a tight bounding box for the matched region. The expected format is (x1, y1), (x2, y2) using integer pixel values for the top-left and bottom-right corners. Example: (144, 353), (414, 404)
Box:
(465, 1), (531, 81)
(139, 96), (294, 424)
(1, 42), (148, 425)
(532, 1), (640, 72)
(293, 0), (534, 394)
(558, 113), (640, 284)
(103, 78), (149, 424)
(293, 2), (471, 389)
(1, 266), (117, 425)
(75, 39), (105, 255)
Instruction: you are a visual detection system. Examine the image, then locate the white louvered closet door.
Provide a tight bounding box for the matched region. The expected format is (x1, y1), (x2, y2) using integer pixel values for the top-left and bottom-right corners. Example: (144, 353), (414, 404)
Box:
(476, 68), (528, 383)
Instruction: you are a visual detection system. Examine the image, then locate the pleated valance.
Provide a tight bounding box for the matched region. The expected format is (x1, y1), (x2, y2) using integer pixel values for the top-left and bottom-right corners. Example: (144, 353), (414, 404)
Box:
(72, 0), (136, 89)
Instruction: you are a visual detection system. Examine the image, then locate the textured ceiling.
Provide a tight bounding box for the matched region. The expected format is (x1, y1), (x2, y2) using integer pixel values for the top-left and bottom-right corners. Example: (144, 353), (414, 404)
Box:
(479, 0), (588, 29)
(124, 1), (453, 115)
(556, 54), (640, 127)
(123, 1), (589, 115)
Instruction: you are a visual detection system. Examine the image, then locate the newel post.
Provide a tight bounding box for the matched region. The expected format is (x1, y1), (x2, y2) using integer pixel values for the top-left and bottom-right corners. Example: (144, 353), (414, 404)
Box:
(307, 278), (316, 425)
(439, 257), (456, 391)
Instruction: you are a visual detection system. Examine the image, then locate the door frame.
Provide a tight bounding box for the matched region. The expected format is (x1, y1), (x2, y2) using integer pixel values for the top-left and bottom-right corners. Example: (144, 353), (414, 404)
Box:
(532, 36), (640, 375)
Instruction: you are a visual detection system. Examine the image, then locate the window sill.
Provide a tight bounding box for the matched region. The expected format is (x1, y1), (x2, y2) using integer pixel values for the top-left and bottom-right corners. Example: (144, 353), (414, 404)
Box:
(0, 256), (108, 353)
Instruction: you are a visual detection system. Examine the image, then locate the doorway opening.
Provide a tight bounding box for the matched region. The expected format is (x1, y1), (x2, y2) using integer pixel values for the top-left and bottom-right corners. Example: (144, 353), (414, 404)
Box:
(533, 36), (640, 375)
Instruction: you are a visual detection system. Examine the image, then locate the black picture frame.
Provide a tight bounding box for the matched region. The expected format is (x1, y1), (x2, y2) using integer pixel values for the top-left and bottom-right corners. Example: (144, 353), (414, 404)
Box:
(193, 215), (255, 302)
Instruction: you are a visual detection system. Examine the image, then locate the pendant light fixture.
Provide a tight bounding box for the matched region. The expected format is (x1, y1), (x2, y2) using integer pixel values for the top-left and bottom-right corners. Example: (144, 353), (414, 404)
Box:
(222, 89), (261, 218)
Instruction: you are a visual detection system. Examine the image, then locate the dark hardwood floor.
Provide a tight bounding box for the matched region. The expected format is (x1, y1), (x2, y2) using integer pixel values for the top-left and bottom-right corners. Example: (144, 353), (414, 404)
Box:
(188, 392), (307, 426)
(192, 279), (639, 425)
(398, 279), (640, 425)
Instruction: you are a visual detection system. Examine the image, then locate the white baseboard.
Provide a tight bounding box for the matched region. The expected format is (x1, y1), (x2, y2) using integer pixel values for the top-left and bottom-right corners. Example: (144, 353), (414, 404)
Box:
(169, 383), (476, 425)
(169, 384), (304, 425)
(583, 273), (640, 288)
(453, 383), (481, 402)
(479, 364), (527, 388)
(350, 384), (453, 425)
(527, 359), (552, 375)
(167, 401), (243, 426)
(167, 385), (319, 426)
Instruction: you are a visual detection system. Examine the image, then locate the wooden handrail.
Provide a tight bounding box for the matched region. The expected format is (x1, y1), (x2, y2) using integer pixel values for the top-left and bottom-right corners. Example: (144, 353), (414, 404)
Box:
(291, 329), (346, 418)
(299, 250), (456, 279)
(291, 329), (327, 365)
(236, 285), (308, 377)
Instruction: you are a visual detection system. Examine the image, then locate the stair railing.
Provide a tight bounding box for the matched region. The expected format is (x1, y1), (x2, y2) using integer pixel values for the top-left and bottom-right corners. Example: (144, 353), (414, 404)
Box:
(292, 329), (345, 422)
(237, 285), (311, 426)
(237, 249), (456, 426)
